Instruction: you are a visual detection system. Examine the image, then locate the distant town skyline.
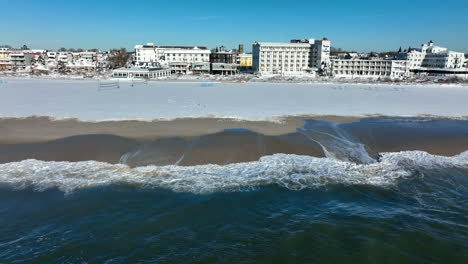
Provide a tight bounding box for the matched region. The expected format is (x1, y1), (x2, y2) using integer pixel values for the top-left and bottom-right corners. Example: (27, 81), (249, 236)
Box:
(1, 0), (468, 53)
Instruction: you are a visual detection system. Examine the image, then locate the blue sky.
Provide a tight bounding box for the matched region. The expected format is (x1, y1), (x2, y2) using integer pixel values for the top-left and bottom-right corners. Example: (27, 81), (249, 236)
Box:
(1, 0), (467, 52)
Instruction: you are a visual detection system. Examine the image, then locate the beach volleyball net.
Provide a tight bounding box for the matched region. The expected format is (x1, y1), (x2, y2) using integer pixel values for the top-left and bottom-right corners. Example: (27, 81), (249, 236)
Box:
(98, 80), (120, 91)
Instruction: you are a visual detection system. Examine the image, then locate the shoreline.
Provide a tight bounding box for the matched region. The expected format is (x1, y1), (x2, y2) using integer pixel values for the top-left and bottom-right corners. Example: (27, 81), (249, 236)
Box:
(1, 116), (468, 165)
(1, 78), (468, 165)
(2, 114), (468, 145)
(0, 115), (360, 144)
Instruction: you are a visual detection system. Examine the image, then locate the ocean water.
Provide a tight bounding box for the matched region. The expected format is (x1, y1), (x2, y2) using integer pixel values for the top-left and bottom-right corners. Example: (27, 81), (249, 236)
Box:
(1, 118), (468, 263)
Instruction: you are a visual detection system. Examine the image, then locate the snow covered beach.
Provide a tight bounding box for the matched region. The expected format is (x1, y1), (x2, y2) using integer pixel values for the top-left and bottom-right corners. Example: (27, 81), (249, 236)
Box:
(1, 78), (468, 121)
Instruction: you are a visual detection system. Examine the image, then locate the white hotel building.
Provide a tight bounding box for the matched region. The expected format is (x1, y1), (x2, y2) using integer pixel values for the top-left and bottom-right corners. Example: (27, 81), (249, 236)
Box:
(310, 38), (331, 69)
(331, 58), (410, 78)
(396, 41), (465, 70)
(252, 38), (331, 75)
(134, 43), (211, 74)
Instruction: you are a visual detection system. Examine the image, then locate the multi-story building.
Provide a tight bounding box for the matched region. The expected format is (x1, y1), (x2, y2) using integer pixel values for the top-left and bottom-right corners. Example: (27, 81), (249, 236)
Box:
(57, 52), (72, 63)
(64, 51), (100, 72)
(78, 51), (97, 61)
(237, 53), (253, 72)
(134, 43), (211, 74)
(331, 58), (410, 79)
(46, 51), (57, 60)
(0, 48), (11, 70)
(134, 43), (157, 62)
(397, 41), (465, 70)
(211, 63), (237, 75)
(252, 37), (331, 75)
(309, 38), (331, 69)
(238, 53), (252, 66)
(44, 51), (57, 69)
(252, 41), (311, 75)
(396, 49), (425, 70)
(66, 61), (96, 72)
(9, 51), (34, 70)
(24, 50), (45, 67)
(210, 49), (237, 75)
(71, 51), (97, 62)
(191, 62), (211, 74)
(210, 49), (235, 64)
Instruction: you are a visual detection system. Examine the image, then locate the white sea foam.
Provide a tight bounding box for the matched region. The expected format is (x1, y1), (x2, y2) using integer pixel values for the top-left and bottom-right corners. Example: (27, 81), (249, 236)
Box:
(298, 120), (376, 164)
(1, 151), (467, 194)
(380, 150), (468, 169)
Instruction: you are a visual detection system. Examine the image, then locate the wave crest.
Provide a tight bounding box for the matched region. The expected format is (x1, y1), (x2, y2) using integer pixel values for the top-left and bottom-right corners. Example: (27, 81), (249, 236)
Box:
(1, 151), (467, 194)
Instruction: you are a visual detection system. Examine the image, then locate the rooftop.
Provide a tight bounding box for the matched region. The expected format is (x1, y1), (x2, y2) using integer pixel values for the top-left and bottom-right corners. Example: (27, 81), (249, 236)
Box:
(135, 44), (208, 50)
(238, 53), (252, 57)
(254, 42), (311, 47)
(113, 66), (168, 72)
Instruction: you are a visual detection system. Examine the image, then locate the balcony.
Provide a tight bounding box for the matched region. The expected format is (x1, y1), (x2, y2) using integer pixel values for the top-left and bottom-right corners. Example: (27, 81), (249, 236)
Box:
(10, 56), (25, 61)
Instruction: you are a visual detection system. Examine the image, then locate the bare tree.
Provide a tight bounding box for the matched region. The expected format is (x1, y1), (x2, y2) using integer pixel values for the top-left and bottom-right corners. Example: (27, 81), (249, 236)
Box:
(378, 51), (398, 58)
(30, 56), (37, 66)
(107, 48), (131, 69)
(330, 47), (357, 56)
(37, 54), (46, 66)
(56, 61), (67, 74)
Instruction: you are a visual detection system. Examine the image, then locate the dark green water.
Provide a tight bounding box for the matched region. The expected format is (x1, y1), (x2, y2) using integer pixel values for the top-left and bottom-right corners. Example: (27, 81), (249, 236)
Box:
(1, 165), (467, 263)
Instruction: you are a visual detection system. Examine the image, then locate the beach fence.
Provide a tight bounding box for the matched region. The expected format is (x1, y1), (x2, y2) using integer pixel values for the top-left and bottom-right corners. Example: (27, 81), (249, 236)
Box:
(97, 80), (120, 91)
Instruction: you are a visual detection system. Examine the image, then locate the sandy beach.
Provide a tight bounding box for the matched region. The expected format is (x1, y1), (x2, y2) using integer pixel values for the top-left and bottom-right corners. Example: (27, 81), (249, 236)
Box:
(1, 78), (467, 165)
(0, 115), (360, 144)
(1, 116), (467, 166)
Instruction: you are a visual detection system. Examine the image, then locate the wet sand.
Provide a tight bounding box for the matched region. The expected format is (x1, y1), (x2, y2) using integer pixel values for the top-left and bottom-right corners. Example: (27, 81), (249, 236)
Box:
(123, 131), (325, 167)
(0, 135), (139, 164)
(0, 131), (325, 165)
(1, 116), (468, 166)
(0, 115), (360, 145)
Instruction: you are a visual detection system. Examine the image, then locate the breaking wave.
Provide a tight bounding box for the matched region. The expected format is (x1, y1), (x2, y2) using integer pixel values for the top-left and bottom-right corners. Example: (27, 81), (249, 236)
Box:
(0, 151), (467, 194)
